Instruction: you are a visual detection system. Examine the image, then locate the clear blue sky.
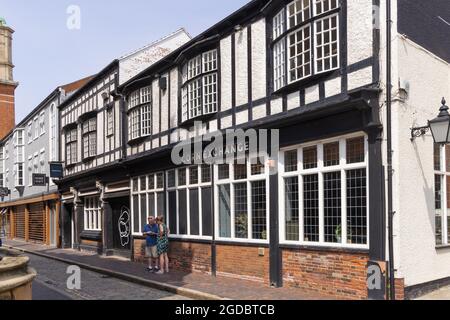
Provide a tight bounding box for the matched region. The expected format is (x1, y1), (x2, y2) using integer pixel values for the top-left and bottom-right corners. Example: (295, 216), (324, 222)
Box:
(0, 0), (250, 123)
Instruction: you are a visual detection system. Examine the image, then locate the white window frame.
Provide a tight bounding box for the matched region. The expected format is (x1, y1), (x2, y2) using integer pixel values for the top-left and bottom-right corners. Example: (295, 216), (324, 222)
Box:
(14, 130), (25, 187)
(106, 107), (114, 137)
(82, 117), (97, 159)
(27, 156), (33, 186)
(0, 146), (4, 188)
(182, 49), (218, 121)
(166, 166), (213, 240)
(278, 132), (369, 250)
(84, 196), (102, 231)
(33, 117), (39, 140)
(39, 111), (46, 136)
(65, 128), (78, 166)
(39, 148), (45, 174)
(213, 158), (271, 244)
(272, 0), (340, 90)
(131, 172), (165, 235)
(49, 104), (57, 161)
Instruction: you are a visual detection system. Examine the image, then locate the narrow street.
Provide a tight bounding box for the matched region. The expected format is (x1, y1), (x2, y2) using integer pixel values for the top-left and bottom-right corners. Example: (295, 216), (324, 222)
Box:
(25, 252), (190, 300)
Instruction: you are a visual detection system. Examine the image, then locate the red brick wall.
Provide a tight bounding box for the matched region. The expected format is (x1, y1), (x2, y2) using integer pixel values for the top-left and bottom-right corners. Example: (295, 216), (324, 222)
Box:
(395, 278), (405, 300)
(133, 239), (211, 273)
(282, 248), (370, 300)
(216, 245), (270, 283)
(0, 83), (15, 140)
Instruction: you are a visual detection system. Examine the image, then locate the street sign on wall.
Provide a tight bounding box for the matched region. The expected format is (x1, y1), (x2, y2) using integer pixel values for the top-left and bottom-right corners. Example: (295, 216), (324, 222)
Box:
(32, 174), (47, 187)
(49, 162), (64, 179)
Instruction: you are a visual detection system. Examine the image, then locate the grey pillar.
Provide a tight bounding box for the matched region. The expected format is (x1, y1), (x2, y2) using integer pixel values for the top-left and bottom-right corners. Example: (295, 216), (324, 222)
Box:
(102, 201), (114, 256)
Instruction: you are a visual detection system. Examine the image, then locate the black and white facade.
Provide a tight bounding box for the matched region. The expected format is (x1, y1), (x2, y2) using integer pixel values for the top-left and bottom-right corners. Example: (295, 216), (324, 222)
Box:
(55, 0), (450, 299)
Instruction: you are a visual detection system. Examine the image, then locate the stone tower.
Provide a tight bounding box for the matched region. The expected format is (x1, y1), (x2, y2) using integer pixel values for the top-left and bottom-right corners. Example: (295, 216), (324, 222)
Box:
(0, 18), (17, 140)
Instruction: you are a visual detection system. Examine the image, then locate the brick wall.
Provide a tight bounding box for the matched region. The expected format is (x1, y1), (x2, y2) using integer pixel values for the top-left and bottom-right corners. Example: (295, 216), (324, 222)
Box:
(216, 244), (270, 283)
(0, 83), (15, 140)
(282, 247), (370, 300)
(133, 238), (211, 273)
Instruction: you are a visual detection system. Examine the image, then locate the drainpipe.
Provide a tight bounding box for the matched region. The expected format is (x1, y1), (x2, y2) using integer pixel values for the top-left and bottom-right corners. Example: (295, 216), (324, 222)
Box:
(386, 0), (396, 300)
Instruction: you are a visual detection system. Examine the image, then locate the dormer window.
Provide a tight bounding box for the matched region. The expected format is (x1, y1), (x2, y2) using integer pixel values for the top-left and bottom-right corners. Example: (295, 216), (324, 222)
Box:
(181, 49), (218, 122)
(272, 0), (340, 91)
(128, 86), (152, 141)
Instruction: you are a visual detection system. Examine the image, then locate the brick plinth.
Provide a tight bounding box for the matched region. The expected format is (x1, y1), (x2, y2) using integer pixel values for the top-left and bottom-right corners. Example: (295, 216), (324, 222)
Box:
(0, 82), (15, 140)
(216, 244), (270, 283)
(282, 247), (370, 300)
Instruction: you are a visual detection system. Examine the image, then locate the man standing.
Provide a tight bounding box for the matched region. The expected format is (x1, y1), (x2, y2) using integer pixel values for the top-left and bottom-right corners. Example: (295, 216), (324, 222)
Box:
(143, 216), (159, 272)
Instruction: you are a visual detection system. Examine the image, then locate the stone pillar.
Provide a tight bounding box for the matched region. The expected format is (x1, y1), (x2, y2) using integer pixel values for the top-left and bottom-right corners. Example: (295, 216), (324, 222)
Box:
(73, 202), (83, 251)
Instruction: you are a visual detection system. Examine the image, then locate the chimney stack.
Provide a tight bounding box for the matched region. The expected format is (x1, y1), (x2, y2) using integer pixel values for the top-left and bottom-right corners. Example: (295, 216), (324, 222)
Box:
(0, 17), (18, 140)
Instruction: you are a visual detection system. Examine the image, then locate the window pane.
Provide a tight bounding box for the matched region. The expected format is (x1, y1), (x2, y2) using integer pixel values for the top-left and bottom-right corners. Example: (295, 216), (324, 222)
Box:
(234, 183), (248, 239)
(251, 180), (267, 240)
(168, 191), (177, 234)
(189, 189), (200, 236)
(324, 142), (340, 167)
(156, 173), (164, 189)
(303, 146), (318, 169)
(346, 137), (365, 164)
(304, 174), (319, 242)
(148, 175), (155, 190)
(434, 144), (442, 171)
(178, 168), (186, 186)
(347, 169), (367, 245)
(189, 166), (198, 185)
(218, 164), (229, 180)
(288, 25), (312, 82)
(435, 175), (443, 245)
(133, 195), (139, 233)
(273, 40), (286, 91)
(218, 184), (231, 238)
(168, 170), (176, 188)
(324, 172), (341, 243)
(132, 178), (138, 192)
(178, 189), (187, 235)
(285, 177), (300, 241)
(156, 192), (165, 221)
(203, 73), (218, 114)
(285, 150), (298, 172)
(140, 194), (147, 231)
(234, 161), (247, 180)
(201, 187), (212, 236)
(201, 164), (211, 183)
(251, 159), (265, 175)
(148, 193), (155, 218)
(446, 146), (450, 172)
(288, 0), (310, 28)
(140, 176), (146, 191)
(315, 15), (339, 73)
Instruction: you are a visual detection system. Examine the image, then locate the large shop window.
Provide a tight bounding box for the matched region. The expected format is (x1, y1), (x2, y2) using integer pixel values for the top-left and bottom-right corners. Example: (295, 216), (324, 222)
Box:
(434, 144), (450, 246)
(167, 165), (213, 239)
(280, 135), (368, 248)
(82, 117), (97, 159)
(272, 0), (340, 91)
(65, 128), (78, 165)
(131, 172), (165, 234)
(84, 196), (102, 231)
(181, 50), (218, 122)
(128, 86), (152, 141)
(215, 158), (269, 242)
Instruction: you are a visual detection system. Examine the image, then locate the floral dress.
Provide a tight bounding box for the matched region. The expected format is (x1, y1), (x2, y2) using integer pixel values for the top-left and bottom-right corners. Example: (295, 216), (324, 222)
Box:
(157, 223), (169, 255)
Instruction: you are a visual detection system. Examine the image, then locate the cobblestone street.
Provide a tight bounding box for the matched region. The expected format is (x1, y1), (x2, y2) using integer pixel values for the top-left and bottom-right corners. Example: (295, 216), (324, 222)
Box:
(26, 252), (190, 300)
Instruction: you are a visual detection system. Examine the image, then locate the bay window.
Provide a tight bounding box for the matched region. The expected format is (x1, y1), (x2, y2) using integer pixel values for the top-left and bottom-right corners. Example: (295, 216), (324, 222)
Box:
(434, 144), (450, 246)
(215, 158), (269, 242)
(272, 0), (340, 91)
(82, 117), (97, 159)
(65, 128), (78, 165)
(84, 196), (102, 231)
(131, 172), (165, 234)
(167, 165), (213, 239)
(181, 49), (218, 122)
(128, 86), (152, 141)
(280, 135), (368, 248)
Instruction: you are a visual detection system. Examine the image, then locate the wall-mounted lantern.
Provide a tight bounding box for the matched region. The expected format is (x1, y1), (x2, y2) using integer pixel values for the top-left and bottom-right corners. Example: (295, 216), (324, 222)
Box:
(411, 98), (449, 144)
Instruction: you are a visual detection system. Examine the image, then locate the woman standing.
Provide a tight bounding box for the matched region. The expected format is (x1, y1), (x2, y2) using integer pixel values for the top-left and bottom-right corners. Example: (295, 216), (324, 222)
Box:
(155, 216), (170, 274)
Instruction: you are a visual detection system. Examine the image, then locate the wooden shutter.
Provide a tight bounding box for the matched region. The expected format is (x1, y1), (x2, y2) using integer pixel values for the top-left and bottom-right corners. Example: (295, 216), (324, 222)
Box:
(28, 203), (46, 243)
(14, 205), (26, 240)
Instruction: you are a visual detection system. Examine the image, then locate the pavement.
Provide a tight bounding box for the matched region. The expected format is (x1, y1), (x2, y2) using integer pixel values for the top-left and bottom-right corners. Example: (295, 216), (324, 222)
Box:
(3, 239), (330, 300)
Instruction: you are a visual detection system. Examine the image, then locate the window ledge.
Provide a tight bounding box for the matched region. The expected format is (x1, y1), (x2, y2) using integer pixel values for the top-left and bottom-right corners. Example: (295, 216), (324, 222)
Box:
(80, 230), (102, 241)
(82, 156), (96, 163)
(127, 135), (150, 146)
(279, 243), (369, 254)
(179, 112), (217, 129)
(273, 69), (339, 97)
(436, 245), (450, 250)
